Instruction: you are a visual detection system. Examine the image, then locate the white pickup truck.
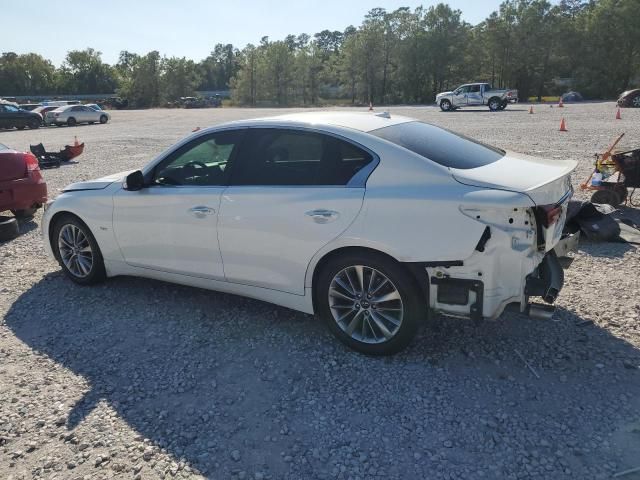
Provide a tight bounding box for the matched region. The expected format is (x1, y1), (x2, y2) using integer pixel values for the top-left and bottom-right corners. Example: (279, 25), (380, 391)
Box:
(436, 83), (518, 112)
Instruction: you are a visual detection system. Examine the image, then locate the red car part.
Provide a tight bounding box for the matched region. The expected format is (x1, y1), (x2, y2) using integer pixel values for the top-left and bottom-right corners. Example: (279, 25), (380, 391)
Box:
(0, 150), (48, 214)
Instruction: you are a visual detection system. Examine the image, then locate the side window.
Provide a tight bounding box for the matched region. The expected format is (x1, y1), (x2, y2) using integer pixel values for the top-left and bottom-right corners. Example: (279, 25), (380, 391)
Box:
(456, 86), (469, 94)
(152, 130), (243, 186)
(468, 85), (481, 93)
(4, 105), (19, 112)
(231, 129), (373, 186)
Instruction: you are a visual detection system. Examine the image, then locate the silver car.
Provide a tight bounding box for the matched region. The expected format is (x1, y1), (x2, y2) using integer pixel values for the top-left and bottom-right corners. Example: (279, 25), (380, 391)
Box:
(45, 105), (110, 127)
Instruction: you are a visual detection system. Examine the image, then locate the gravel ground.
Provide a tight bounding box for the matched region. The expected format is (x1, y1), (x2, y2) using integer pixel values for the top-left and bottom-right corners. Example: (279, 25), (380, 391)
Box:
(1, 103), (640, 480)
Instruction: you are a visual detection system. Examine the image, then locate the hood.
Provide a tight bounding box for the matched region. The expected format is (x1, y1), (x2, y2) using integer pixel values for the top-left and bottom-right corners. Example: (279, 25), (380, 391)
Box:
(436, 91), (453, 98)
(63, 170), (133, 192)
(451, 151), (577, 205)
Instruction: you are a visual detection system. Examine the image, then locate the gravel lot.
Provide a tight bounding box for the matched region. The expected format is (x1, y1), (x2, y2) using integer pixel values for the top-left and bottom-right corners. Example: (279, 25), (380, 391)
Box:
(1, 103), (640, 480)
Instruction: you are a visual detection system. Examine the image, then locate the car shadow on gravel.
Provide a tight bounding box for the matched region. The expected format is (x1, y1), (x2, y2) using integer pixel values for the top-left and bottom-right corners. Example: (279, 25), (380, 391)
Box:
(5, 273), (640, 478)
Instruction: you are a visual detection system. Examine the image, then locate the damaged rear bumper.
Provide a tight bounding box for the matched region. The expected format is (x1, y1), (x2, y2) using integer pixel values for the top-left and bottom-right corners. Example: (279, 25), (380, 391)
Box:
(524, 250), (564, 304)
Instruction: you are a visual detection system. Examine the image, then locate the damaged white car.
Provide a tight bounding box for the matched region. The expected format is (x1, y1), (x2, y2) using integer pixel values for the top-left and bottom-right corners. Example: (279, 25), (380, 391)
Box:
(42, 112), (577, 355)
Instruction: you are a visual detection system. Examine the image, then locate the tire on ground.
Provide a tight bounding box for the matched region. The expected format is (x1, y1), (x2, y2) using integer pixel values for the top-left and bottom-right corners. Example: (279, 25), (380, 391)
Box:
(0, 215), (20, 242)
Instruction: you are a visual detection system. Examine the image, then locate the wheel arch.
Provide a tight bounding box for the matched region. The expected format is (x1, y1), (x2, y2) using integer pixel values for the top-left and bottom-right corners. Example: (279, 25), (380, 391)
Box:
(307, 245), (429, 315)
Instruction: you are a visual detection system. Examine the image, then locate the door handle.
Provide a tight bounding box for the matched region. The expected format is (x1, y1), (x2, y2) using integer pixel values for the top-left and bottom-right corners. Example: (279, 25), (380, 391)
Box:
(189, 206), (215, 216)
(305, 209), (339, 224)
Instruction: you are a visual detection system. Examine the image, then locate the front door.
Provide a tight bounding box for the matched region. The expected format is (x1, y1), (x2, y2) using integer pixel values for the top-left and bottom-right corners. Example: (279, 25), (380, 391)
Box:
(112, 130), (243, 279)
(452, 85), (470, 107)
(218, 128), (373, 294)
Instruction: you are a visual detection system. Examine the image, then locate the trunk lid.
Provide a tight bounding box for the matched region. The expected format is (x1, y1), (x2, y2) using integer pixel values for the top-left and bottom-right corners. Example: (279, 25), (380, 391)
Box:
(452, 151), (576, 252)
(451, 151), (576, 206)
(0, 151), (28, 181)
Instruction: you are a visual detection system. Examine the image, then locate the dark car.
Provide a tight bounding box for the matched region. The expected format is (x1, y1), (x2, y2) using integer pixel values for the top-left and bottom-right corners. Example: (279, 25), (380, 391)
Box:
(0, 143), (47, 217)
(617, 89), (640, 108)
(561, 91), (583, 103)
(0, 101), (42, 130)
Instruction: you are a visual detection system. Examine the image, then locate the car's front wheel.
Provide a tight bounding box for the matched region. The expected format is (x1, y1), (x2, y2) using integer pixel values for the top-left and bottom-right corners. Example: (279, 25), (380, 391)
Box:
(52, 214), (106, 285)
(316, 252), (424, 355)
(632, 94), (640, 108)
(440, 99), (452, 112)
(99, 115), (108, 124)
(67, 117), (77, 127)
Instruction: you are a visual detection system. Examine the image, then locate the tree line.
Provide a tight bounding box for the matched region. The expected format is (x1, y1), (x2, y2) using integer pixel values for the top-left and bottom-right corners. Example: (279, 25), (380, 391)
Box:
(1, 0), (638, 108)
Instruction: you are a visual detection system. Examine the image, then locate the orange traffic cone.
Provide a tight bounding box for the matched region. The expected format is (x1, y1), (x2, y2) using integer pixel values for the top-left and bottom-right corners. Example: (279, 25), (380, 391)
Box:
(73, 136), (79, 146)
(616, 108), (621, 120)
(559, 117), (567, 131)
(368, 102), (373, 111)
(558, 98), (564, 108)
(529, 105), (534, 114)
(192, 126), (201, 132)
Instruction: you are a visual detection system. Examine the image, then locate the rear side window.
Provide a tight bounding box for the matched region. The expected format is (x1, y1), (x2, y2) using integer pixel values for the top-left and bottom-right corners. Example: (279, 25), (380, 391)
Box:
(231, 129), (373, 186)
(370, 121), (504, 169)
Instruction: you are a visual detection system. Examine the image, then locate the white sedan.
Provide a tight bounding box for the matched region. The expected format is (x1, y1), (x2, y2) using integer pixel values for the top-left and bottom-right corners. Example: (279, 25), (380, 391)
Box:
(45, 105), (110, 126)
(42, 112), (576, 355)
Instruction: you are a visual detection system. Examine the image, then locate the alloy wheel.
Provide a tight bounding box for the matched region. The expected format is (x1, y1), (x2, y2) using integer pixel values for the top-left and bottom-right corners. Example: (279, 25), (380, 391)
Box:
(58, 224), (93, 278)
(328, 265), (404, 344)
(633, 96), (640, 108)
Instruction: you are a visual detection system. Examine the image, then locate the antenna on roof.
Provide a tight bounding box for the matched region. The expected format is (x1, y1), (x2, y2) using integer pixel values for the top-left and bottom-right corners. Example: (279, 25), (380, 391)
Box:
(375, 111), (391, 119)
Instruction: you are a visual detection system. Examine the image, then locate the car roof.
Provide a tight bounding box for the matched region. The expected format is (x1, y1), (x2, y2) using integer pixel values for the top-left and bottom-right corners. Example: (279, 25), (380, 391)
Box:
(223, 111), (415, 133)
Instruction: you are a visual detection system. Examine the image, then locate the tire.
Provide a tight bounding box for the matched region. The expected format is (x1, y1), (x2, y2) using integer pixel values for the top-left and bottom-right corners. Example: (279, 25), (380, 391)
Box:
(28, 118), (40, 129)
(613, 184), (628, 203)
(632, 94), (640, 108)
(11, 207), (38, 219)
(51, 214), (106, 285)
(591, 188), (622, 207)
(88, 121), (94, 125)
(498, 100), (508, 110)
(316, 252), (425, 355)
(0, 215), (20, 242)
(67, 117), (77, 127)
(16, 125), (26, 130)
(440, 99), (452, 112)
(488, 97), (502, 111)
(99, 115), (108, 124)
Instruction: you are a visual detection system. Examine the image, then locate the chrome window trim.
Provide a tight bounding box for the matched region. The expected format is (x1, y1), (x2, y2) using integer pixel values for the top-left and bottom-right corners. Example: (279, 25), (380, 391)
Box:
(143, 125), (380, 189)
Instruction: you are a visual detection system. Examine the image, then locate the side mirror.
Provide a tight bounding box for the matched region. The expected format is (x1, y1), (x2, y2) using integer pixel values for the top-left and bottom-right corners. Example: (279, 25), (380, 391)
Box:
(124, 170), (145, 191)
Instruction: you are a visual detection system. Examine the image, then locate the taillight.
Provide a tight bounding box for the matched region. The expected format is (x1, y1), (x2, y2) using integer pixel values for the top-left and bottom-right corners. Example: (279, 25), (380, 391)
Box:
(24, 153), (40, 173)
(537, 204), (562, 227)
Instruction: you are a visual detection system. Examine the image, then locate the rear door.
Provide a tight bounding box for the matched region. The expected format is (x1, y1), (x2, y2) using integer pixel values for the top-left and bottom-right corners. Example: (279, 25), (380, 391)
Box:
(467, 84), (483, 105)
(218, 128), (374, 294)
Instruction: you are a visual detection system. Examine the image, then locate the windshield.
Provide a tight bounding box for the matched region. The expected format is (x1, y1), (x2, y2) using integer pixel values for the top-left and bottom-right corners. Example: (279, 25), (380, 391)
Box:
(370, 121), (505, 169)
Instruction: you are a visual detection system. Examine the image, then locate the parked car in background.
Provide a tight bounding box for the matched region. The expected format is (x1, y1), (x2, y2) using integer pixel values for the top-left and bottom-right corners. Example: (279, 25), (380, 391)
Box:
(0, 101), (42, 130)
(617, 89), (640, 108)
(45, 105), (110, 126)
(0, 143), (47, 218)
(32, 106), (59, 125)
(436, 83), (518, 111)
(42, 112), (576, 355)
(19, 103), (42, 111)
(561, 91), (584, 102)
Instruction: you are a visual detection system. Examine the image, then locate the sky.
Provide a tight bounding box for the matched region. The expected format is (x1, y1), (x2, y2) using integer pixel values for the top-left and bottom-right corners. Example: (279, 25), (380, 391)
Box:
(4, 0), (504, 66)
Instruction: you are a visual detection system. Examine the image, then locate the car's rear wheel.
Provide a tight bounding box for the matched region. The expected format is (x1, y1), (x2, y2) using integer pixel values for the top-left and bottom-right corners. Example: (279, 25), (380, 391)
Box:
(316, 252), (424, 355)
(28, 118), (40, 129)
(16, 125), (25, 130)
(440, 99), (452, 112)
(52, 215), (106, 285)
(0, 215), (20, 242)
(488, 97), (502, 111)
(67, 117), (77, 127)
(99, 115), (108, 124)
